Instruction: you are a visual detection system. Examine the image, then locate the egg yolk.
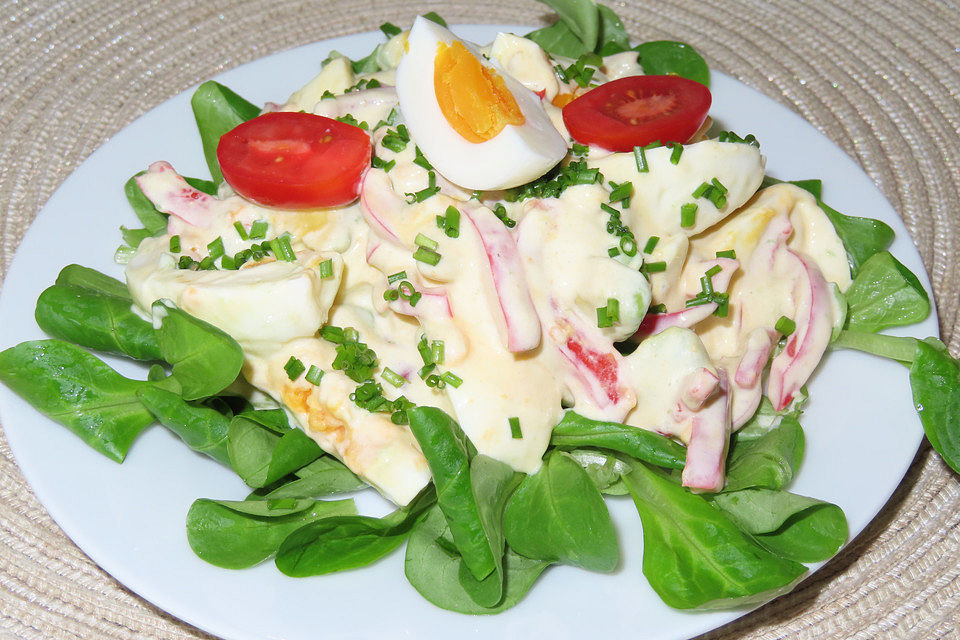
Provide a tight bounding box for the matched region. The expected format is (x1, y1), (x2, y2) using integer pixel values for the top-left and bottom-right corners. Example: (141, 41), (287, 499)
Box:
(434, 40), (525, 143)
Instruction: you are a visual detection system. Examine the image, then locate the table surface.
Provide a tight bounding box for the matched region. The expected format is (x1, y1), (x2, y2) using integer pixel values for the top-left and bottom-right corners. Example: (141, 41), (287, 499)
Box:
(1, 1), (959, 638)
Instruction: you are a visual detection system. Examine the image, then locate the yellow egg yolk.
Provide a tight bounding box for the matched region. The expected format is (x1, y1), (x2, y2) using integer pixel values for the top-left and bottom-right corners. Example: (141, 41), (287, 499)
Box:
(434, 40), (525, 143)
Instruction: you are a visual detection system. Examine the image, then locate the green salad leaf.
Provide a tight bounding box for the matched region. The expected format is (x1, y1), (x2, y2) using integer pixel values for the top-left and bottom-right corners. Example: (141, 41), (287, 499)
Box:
(137, 386), (232, 465)
(191, 80), (261, 185)
(845, 251), (930, 332)
(550, 411), (686, 469)
(634, 41), (710, 87)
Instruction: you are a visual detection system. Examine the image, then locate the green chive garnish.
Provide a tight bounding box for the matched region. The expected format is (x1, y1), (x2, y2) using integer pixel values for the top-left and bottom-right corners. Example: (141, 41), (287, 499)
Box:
(169, 235), (181, 253)
(775, 315), (796, 336)
(249, 220), (268, 239)
(716, 249), (737, 259)
(417, 336), (434, 365)
(643, 261), (667, 273)
(606, 298), (620, 323)
(441, 371), (463, 388)
(648, 303), (667, 314)
(620, 236), (637, 256)
(319, 258), (334, 279)
(597, 306), (612, 328)
(444, 206), (460, 238)
(643, 236), (660, 254)
(220, 254), (237, 270)
(608, 247), (620, 258)
(509, 416), (523, 439)
(711, 178), (728, 195)
(413, 246), (441, 266)
(609, 181), (633, 206)
(198, 256), (217, 270)
(691, 182), (711, 199)
(633, 145), (648, 172)
(680, 202), (698, 227)
(233, 221), (248, 240)
(319, 325), (346, 343)
(305, 365), (324, 385)
(284, 356), (306, 380)
(415, 233), (438, 250)
(705, 264), (722, 277)
(270, 235), (296, 262)
(207, 237), (225, 260)
(381, 367), (406, 388)
(669, 143), (683, 165)
(431, 340), (445, 365)
(387, 270), (407, 284)
(178, 255), (196, 270)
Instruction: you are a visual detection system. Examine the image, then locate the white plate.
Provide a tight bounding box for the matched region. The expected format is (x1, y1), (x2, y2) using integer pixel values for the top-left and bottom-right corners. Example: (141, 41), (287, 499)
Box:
(0, 24), (940, 640)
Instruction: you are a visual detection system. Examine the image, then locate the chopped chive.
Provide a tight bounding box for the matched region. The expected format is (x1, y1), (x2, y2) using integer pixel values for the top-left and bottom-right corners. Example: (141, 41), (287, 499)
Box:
(431, 340), (445, 365)
(381, 129), (408, 152)
(633, 145), (648, 173)
(648, 303), (667, 314)
(600, 202), (620, 216)
(643, 236), (660, 254)
(169, 235), (181, 253)
(418, 363), (436, 379)
(206, 237), (225, 260)
(444, 206), (460, 238)
(379, 21), (402, 37)
(441, 371), (463, 388)
(643, 261), (667, 273)
(606, 298), (620, 323)
(620, 235), (637, 256)
(436, 215), (446, 230)
(413, 246), (441, 266)
(597, 306), (612, 328)
(608, 181), (633, 206)
(178, 255), (196, 270)
(669, 143), (683, 165)
(198, 256), (217, 270)
(398, 280), (417, 299)
(381, 367), (406, 388)
(319, 325), (345, 343)
(383, 288), (400, 301)
(305, 365), (324, 385)
(685, 296), (713, 308)
(775, 315), (796, 336)
(644, 140), (663, 149)
(249, 220), (268, 239)
(284, 356), (306, 380)
(608, 247), (620, 258)
(425, 373), (444, 388)
(572, 143), (589, 156)
(342, 327), (359, 343)
(319, 258), (334, 279)
(713, 294), (730, 317)
(680, 202), (698, 227)
(509, 416), (523, 439)
(716, 249), (737, 259)
(220, 254), (237, 270)
(415, 233), (438, 250)
(705, 264), (722, 277)
(387, 270), (407, 284)
(371, 156), (396, 171)
(417, 336), (435, 365)
(233, 221), (249, 240)
(408, 291), (422, 306)
(711, 178), (728, 195)
(700, 275), (714, 295)
(709, 190), (728, 210)
(270, 235), (296, 262)
(691, 182), (711, 199)
(413, 146), (433, 170)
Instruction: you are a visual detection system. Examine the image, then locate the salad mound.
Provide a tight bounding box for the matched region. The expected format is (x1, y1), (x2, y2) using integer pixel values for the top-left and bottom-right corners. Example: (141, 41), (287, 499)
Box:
(1, 0), (956, 618)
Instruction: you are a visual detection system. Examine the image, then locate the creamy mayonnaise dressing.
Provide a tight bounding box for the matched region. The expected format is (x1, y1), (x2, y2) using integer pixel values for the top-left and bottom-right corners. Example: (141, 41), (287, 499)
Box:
(125, 27), (852, 502)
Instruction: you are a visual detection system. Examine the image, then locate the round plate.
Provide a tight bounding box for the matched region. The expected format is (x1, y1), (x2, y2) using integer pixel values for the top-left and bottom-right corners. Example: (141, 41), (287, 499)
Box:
(0, 24), (939, 640)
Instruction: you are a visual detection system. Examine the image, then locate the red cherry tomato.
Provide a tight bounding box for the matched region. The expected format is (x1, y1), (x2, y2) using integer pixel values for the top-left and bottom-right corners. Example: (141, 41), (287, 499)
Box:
(562, 76), (711, 152)
(217, 111), (371, 209)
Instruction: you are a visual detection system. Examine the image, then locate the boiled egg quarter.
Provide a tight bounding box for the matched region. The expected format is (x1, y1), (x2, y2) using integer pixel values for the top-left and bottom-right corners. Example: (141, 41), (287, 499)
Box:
(396, 17), (567, 190)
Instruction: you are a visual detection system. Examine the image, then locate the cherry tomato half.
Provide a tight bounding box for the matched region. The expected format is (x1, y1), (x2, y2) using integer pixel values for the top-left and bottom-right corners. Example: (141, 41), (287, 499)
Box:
(562, 76), (711, 152)
(217, 111), (371, 209)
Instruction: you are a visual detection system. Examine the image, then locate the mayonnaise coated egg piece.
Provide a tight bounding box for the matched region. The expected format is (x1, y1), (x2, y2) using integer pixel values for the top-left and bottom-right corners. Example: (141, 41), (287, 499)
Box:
(396, 16), (567, 190)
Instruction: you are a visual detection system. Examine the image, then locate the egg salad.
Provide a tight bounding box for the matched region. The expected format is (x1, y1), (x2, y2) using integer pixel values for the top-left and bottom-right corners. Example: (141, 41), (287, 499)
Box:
(122, 16), (846, 503)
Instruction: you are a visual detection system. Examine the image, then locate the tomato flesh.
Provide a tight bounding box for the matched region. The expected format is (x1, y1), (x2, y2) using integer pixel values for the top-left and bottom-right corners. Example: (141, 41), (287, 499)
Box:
(562, 76), (711, 152)
(217, 111), (371, 209)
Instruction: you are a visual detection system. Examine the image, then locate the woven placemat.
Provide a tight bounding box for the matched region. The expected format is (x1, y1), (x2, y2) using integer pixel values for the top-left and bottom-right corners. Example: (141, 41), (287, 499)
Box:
(2, 0), (959, 638)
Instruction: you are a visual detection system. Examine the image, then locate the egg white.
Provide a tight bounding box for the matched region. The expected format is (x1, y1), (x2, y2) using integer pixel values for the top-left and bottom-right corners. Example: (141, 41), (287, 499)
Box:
(395, 17), (567, 190)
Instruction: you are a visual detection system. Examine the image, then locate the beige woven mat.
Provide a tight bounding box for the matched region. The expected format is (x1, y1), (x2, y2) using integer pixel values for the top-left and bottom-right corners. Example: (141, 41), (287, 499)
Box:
(2, 0), (959, 637)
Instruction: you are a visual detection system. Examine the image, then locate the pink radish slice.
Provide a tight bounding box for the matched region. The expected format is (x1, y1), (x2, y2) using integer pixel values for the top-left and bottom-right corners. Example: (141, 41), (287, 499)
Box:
(359, 169), (404, 245)
(633, 257), (739, 340)
(734, 329), (773, 388)
(766, 250), (834, 411)
(680, 367), (719, 411)
(461, 205), (541, 353)
(552, 308), (635, 421)
(136, 161), (221, 228)
(681, 369), (731, 492)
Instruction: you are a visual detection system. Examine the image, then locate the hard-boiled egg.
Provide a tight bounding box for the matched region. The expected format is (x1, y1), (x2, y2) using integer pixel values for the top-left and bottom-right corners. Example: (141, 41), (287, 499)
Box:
(395, 17), (567, 190)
